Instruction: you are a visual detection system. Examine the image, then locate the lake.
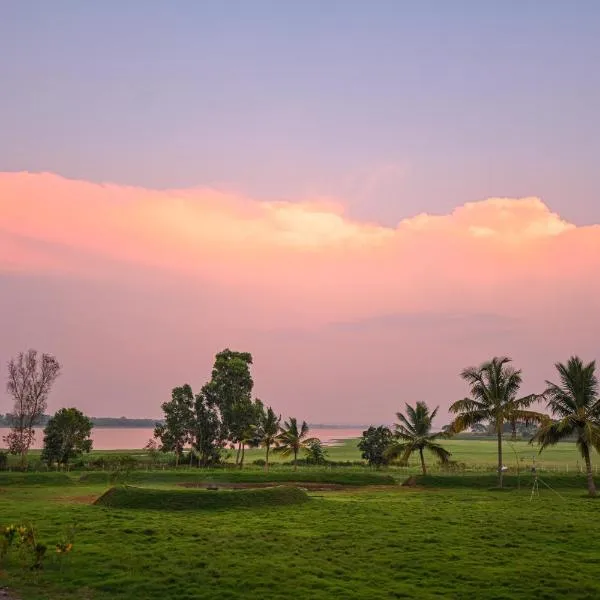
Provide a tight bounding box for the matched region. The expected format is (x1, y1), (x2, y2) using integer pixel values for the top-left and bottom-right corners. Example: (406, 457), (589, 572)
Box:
(0, 427), (365, 450)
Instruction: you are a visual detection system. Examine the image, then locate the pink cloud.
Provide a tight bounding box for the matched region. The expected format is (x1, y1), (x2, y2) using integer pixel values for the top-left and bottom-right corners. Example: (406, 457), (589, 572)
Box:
(1, 171), (599, 423)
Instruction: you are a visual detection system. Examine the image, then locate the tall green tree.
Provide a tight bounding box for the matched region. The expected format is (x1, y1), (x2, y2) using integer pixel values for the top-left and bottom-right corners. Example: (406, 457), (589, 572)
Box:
(449, 356), (546, 488)
(257, 406), (280, 471)
(154, 385), (194, 466)
(386, 402), (450, 475)
(201, 349), (255, 463)
(189, 390), (224, 467)
(358, 426), (393, 468)
(276, 418), (317, 471)
(41, 408), (93, 466)
(236, 398), (265, 468)
(533, 356), (600, 497)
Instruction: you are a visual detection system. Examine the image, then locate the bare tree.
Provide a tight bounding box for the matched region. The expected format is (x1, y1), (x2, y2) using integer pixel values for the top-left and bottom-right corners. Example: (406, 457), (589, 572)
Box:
(4, 350), (61, 466)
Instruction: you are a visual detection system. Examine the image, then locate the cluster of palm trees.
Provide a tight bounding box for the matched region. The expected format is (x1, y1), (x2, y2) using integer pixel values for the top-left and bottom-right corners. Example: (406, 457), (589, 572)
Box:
(257, 413), (318, 471)
(394, 355), (600, 496)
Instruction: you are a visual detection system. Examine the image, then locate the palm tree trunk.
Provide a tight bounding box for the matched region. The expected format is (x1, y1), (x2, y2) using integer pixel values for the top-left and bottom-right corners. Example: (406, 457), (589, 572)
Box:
(265, 445), (270, 473)
(293, 449), (298, 471)
(510, 422), (517, 442)
(497, 429), (503, 488)
(419, 448), (427, 475)
(582, 444), (597, 497)
(240, 444), (245, 469)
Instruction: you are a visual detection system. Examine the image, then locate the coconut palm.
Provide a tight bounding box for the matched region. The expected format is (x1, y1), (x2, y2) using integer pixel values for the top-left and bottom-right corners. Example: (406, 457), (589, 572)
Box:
(507, 394), (542, 441)
(385, 402), (450, 475)
(257, 407), (281, 472)
(449, 356), (547, 488)
(275, 417), (317, 471)
(532, 356), (600, 497)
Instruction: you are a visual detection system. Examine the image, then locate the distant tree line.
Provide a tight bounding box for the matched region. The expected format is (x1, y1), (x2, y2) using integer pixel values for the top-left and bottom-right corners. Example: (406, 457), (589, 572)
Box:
(3, 347), (599, 499)
(0, 414), (160, 428)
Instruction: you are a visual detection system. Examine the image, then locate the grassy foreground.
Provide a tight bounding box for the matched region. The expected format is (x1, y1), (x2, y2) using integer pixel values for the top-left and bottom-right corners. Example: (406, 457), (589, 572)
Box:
(2, 469), (600, 599)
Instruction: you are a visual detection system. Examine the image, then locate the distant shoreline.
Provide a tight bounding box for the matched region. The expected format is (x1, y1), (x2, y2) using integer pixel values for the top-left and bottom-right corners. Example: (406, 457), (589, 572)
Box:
(0, 418), (373, 429)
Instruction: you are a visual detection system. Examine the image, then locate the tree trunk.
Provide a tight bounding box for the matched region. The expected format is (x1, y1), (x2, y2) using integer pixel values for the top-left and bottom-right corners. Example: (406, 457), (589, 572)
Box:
(582, 444), (597, 497)
(240, 444), (245, 469)
(265, 445), (270, 473)
(510, 422), (517, 442)
(419, 448), (427, 475)
(175, 450), (179, 468)
(497, 428), (503, 488)
(293, 449), (298, 471)
(235, 442), (242, 465)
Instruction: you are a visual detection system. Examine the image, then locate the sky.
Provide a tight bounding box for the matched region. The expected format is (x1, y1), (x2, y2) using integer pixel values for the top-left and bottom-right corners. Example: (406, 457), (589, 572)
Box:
(1, 1), (599, 424)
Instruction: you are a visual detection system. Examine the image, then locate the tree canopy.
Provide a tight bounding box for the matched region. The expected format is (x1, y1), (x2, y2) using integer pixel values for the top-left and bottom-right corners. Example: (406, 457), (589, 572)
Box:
(41, 408), (93, 466)
(533, 356), (600, 497)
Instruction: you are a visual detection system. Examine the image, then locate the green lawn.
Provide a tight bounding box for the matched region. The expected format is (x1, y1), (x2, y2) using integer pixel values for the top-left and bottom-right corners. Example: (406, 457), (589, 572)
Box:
(2, 470), (600, 599)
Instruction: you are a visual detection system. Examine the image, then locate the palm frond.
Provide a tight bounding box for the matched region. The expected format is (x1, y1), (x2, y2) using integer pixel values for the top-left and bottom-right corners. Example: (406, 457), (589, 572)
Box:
(425, 441), (451, 464)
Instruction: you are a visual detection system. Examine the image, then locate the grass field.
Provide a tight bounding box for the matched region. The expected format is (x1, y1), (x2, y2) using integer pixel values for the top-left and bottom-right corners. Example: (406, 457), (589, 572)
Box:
(7, 437), (598, 474)
(2, 468), (600, 599)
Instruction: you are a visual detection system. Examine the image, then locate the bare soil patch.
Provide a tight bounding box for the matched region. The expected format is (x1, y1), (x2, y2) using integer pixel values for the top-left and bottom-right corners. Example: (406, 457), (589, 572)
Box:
(54, 494), (100, 504)
(178, 481), (348, 491)
(177, 481), (409, 492)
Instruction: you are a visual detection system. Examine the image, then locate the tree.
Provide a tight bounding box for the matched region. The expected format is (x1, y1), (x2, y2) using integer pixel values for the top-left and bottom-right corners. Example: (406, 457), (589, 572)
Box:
(276, 418), (317, 471)
(201, 349), (255, 464)
(4, 350), (61, 466)
(532, 357), (600, 497)
(41, 408), (93, 466)
(256, 406), (280, 472)
(386, 402), (450, 475)
(144, 439), (160, 466)
(154, 385), (194, 466)
(189, 390), (224, 467)
(233, 398), (265, 468)
(358, 426), (393, 468)
(470, 423), (488, 434)
(449, 356), (546, 488)
(305, 439), (328, 465)
(507, 394), (541, 441)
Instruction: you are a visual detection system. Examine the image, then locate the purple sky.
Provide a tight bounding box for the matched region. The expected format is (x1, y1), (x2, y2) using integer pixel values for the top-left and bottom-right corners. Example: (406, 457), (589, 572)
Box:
(1, 2), (599, 424)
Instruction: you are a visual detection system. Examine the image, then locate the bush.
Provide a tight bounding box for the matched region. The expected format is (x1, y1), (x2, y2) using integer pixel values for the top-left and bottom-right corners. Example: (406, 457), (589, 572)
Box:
(0, 451), (7, 470)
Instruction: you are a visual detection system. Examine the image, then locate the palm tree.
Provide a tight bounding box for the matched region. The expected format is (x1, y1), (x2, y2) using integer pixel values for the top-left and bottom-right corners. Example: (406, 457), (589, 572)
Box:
(532, 356), (600, 497)
(449, 356), (547, 488)
(385, 402), (450, 475)
(258, 407), (281, 472)
(507, 394), (542, 441)
(275, 418), (317, 471)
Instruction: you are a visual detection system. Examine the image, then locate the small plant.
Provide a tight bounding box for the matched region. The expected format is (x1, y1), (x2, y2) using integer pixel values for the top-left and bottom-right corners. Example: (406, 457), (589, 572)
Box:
(0, 450), (8, 470)
(1, 523), (72, 571)
(56, 525), (75, 570)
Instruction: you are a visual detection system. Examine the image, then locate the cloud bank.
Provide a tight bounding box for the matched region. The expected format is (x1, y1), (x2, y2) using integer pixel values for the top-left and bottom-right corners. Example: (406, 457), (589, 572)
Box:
(1, 172), (599, 422)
